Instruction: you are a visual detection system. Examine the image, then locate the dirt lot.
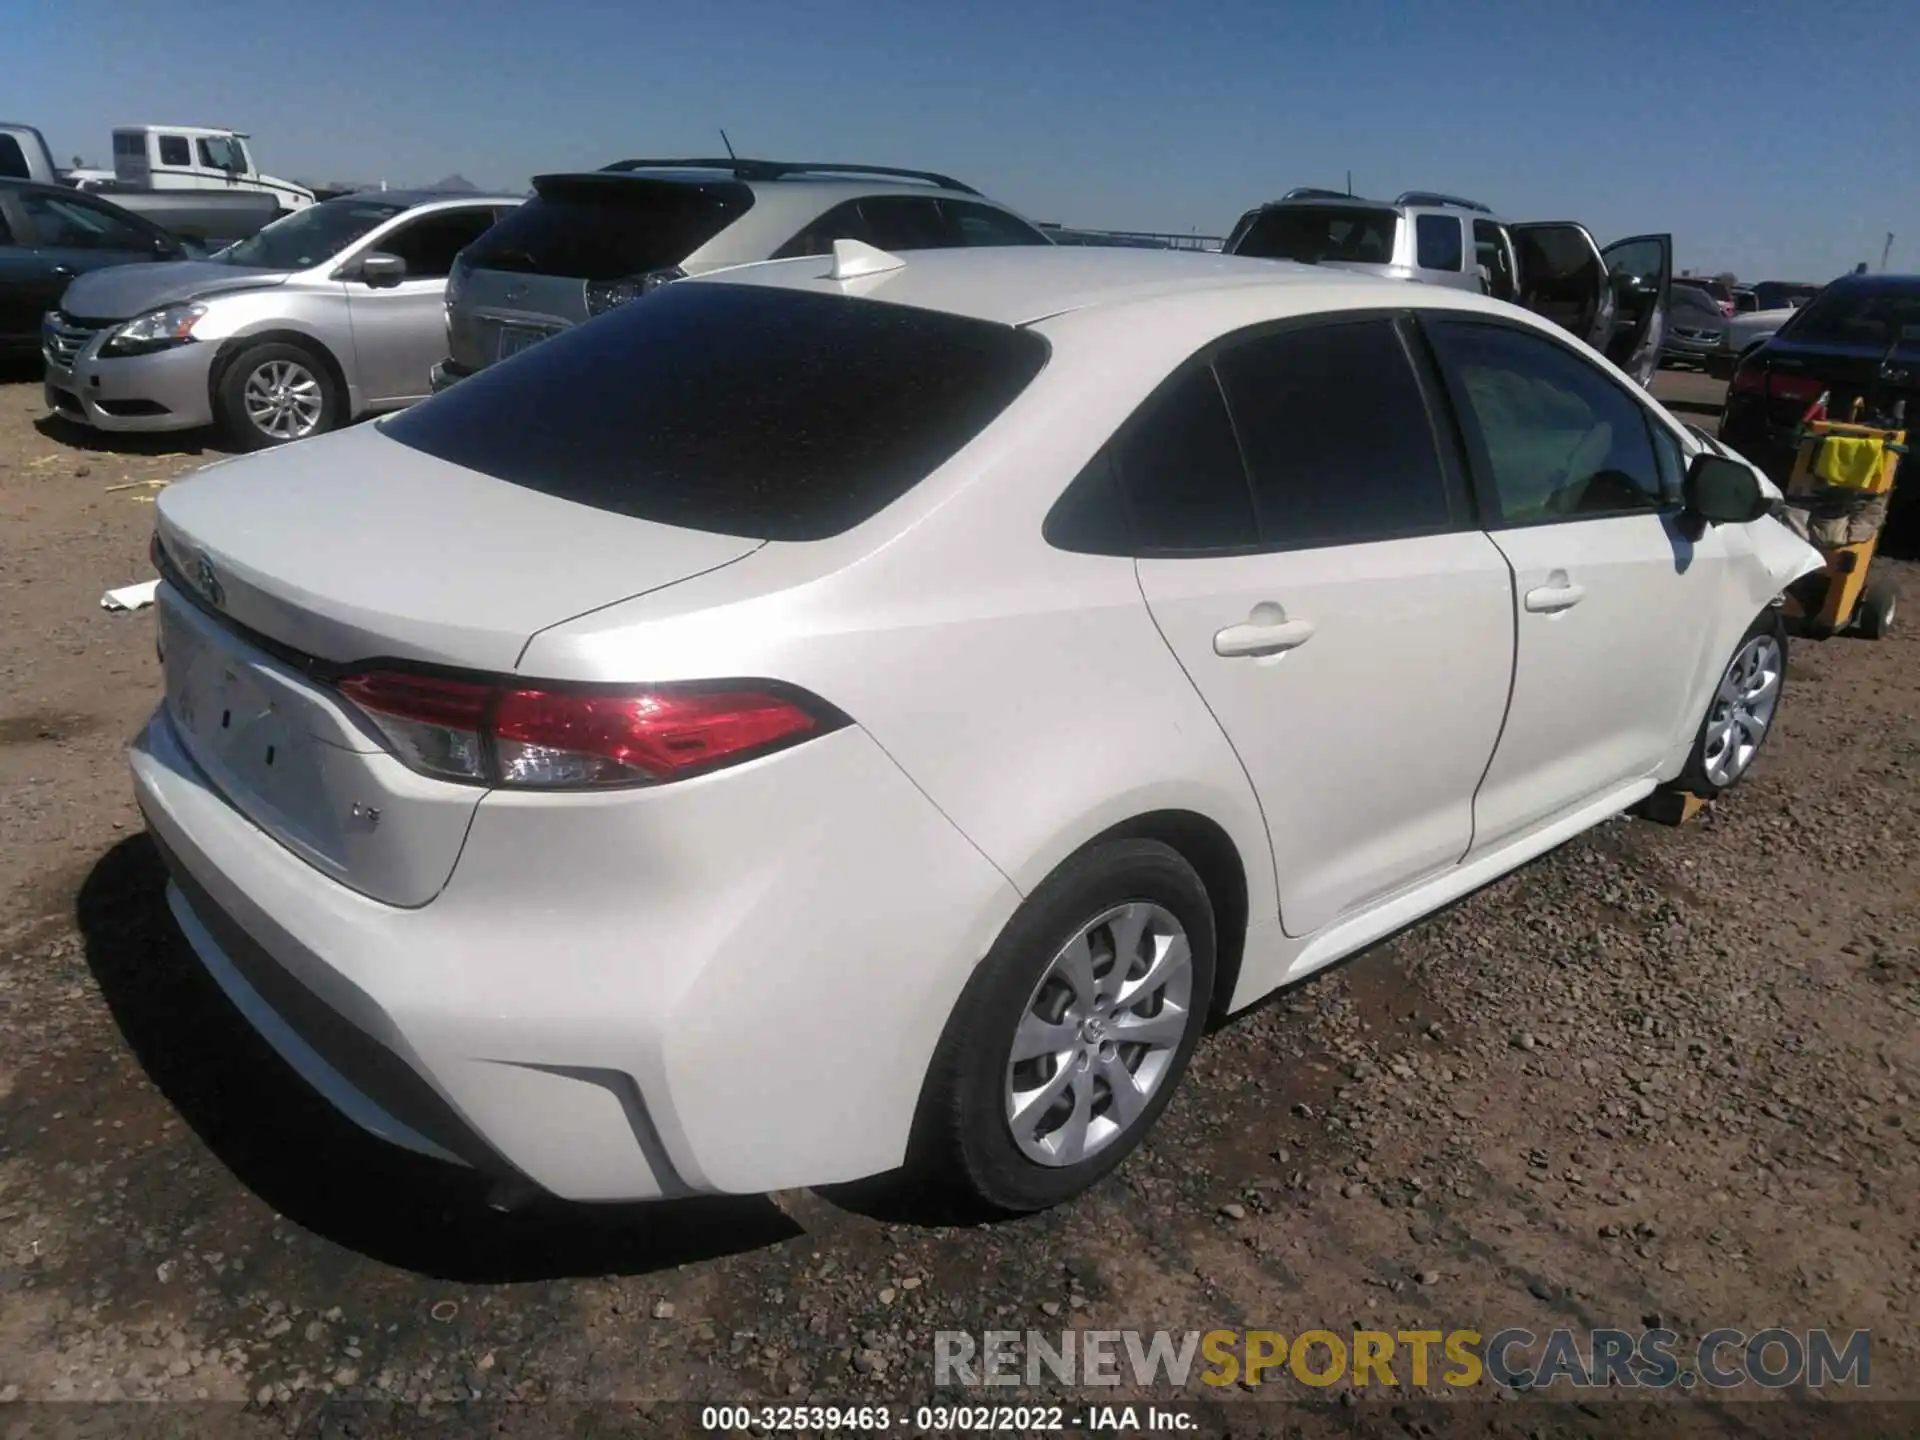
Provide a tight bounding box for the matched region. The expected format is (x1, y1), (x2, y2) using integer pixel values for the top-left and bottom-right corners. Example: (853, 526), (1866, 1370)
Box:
(1, 365), (1916, 1436)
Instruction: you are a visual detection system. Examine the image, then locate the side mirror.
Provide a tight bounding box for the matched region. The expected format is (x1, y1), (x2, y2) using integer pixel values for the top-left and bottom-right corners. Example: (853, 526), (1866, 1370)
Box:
(359, 252), (407, 288)
(1683, 453), (1769, 530)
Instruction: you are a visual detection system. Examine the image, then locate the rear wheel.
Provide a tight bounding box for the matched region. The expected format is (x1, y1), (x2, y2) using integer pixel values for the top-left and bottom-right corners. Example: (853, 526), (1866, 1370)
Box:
(215, 341), (340, 451)
(1676, 611), (1786, 798)
(1855, 571), (1897, 639)
(914, 839), (1215, 1214)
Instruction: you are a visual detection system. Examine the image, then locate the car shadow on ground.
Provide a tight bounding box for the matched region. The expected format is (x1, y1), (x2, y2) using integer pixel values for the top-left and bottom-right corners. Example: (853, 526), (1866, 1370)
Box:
(74, 834), (804, 1282)
(32, 411), (226, 459)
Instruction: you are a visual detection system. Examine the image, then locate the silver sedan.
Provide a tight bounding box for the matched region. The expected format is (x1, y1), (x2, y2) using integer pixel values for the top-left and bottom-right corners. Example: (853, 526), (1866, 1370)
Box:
(42, 191), (520, 450)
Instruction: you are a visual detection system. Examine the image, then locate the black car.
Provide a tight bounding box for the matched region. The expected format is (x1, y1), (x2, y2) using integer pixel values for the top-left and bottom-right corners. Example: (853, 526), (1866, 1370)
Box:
(0, 178), (187, 359)
(1720, 272), (1920, 544)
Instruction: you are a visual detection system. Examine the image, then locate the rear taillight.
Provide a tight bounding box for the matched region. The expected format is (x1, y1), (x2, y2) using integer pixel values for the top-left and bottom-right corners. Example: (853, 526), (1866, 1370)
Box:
(1769, 372), (1822, 405)
(583, 267), (684, 317)
(336, 670), (838, 789)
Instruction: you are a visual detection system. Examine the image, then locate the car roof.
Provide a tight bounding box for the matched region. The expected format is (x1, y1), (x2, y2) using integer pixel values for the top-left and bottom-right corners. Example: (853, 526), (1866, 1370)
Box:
(695, 244), (1521, 328)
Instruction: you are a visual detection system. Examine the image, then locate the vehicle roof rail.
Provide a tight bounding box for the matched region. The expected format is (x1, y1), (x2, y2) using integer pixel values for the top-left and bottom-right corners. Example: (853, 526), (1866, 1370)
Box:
(1280, 186), (1354, 201)
(1394, 190), (1492, 214)
(597, 158), (980, 195)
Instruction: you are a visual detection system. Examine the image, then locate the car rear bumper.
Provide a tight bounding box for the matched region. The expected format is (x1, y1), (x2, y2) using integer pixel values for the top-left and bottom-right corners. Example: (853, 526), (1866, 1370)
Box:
(130, 702), (1019, 1202)
(43, 344), (216, 433)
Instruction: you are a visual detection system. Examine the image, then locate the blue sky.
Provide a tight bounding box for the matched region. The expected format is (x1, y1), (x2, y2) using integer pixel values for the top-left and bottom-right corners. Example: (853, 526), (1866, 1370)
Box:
(12, 0), (1915, 281)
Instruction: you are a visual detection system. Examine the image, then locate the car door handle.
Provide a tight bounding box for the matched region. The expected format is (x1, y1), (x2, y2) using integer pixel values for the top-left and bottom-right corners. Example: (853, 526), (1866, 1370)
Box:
(1524, 581), (1587, 614)
(1214, 617), (1316, 658)
(49, 265), (74, 277)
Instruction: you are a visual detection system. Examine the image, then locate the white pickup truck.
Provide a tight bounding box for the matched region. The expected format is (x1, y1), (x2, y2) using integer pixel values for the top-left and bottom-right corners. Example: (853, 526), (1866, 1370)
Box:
(110, 126), (316, 210)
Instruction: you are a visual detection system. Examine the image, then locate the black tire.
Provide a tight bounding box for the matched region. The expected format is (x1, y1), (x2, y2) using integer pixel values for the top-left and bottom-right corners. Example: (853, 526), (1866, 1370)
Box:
(214, 340), (341, 451)
(1855, 571), (1897, 639)
(1675, 609), (1788, 799)
(912, 838), (1216, 1214)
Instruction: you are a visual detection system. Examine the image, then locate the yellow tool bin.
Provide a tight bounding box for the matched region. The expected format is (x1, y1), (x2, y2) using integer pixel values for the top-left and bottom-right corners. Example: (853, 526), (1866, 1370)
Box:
(1777, 397), (1906, 639)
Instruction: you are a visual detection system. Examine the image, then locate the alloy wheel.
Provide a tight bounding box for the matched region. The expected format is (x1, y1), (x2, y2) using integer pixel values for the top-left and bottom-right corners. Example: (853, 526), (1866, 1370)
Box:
(1005, 902), (1194, 1167)
(1703, 633), (1783, 787)
(242, 359), (324, 441)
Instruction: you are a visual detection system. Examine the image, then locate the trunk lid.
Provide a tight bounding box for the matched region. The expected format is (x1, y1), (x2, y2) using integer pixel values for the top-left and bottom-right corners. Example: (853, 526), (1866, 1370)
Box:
(58, 260), (291, 321)
(153, 422), (762, 906)
(154, 423), (762, 674)
(1758, 337), (1920, 430)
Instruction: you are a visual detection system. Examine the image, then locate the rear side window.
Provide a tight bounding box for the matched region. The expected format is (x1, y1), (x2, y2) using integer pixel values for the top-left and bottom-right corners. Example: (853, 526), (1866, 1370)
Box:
(1512, 226), (1604, 335)
(1415, 215), (1463, 272)
(1473, 220), (1515, 301)
(1229, 206), (1396, 265)
(158, 135), (191, 167)
(946, 200), (1049, 247)
(1215, 319), (1454, 549)
(380, 282), (1049, 541)
(1114, 367), (1257, 552)
(463, 178), (753, 281)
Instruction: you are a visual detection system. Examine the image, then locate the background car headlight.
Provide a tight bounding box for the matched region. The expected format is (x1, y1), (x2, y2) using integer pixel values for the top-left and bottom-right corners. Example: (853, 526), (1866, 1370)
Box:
(100, 303), (209, 358)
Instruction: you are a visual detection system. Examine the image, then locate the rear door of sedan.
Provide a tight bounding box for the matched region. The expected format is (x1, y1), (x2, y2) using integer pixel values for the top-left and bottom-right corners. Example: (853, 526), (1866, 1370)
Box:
(1126, 313), (1517, 949)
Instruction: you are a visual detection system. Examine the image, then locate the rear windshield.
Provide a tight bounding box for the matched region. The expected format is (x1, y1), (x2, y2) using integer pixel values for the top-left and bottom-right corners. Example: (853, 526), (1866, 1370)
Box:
(380, 281), (1050, 541)
(462, 176), (753, 280)
(1780, 283), (1920, 351)
(1754, 281), (1819, 310)
(1230, 206), (1397, 265)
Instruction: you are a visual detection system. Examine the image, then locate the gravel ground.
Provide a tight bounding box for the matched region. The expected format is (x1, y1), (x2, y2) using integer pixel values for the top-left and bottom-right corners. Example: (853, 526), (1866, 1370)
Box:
(1, 367), (1916, 1436)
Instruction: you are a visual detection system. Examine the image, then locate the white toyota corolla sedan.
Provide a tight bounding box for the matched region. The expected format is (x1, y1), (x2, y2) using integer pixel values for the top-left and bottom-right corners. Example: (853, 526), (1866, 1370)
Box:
(132, 244), (1822, 1214)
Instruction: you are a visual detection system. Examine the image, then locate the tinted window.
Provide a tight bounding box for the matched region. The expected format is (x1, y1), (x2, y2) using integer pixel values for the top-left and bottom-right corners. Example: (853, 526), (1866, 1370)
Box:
(381, 282), (1049, 542)
(0, 135), (29, 180)
(1650, 420), (1686, 503)
(1429, 321), (1664, 523)
(1512, 226), (1604, 336)
(1473, 220), (1515, 301)
(857, 196), (951, 251)
(158, 135), (191, 167)
(1670, 285), (1723, 324)
(1231, 206), (1397, 265)
(1113, 366), (1257, 552)
(1754, 282), (1819, 311)
(946, 200), (1049, 247)
(1415, 215), (1463, 273)
(215, 198), (405, 269)
(375, 208), (499, 279)
(0, 209), (13, 246)
(112, 132), (143, 160)
(1216, 320), (1453, 548)
(772, 200), (871, 259)
(18, 191), (156, 251)
(1779, 281), (1920, 351)
(464, 177), (753, 280)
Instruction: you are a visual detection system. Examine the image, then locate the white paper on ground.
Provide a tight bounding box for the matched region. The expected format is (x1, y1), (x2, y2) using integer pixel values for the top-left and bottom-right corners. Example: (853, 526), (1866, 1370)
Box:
(101, 579), (160, 612)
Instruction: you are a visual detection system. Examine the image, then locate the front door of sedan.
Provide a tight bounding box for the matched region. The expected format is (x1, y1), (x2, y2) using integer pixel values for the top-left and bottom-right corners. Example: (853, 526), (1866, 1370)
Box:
(1598, 233), (1673, 386)
(343, 206), (501, 406)
(1127, 316), (1516, 957)
(1422, 316), (1728, 855)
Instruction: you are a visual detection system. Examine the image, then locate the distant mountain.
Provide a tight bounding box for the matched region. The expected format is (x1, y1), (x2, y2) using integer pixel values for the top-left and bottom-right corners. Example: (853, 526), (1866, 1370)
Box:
(428, 173), (481, 193)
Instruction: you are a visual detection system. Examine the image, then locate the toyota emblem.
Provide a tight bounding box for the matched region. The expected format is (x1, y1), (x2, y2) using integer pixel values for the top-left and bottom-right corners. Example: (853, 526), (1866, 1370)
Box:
(195, 555), (226, 609)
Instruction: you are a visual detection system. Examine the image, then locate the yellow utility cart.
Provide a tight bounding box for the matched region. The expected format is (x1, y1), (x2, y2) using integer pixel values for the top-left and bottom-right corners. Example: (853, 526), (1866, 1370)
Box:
(1777, 396), (1906, 639)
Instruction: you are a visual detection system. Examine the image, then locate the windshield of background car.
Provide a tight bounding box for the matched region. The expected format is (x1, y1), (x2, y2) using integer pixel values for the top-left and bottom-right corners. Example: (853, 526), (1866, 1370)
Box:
(215, 199), (405, 269)
(1230, 205), (1397, 265)
(460, 176), (753, 281)
(1779, 283), (1920, 352)
(380, 281), (1049, 541)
